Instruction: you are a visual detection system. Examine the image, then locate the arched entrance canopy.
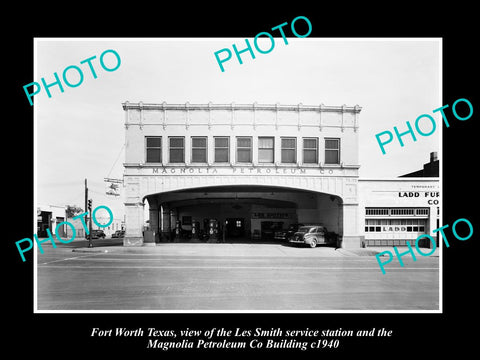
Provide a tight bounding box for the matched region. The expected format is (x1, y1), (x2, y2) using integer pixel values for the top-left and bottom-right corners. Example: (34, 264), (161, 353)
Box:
(143, 184), (344, 243)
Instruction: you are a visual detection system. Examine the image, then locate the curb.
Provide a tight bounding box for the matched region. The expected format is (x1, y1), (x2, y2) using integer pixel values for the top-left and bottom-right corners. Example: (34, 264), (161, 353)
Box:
(72, 248), (110, 253)
(71, 244), (382, 257)
(335, 248), (381, 257)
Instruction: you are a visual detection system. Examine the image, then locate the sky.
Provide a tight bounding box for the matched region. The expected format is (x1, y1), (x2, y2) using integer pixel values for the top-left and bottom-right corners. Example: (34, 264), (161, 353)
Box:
(34, 38), (441, 218)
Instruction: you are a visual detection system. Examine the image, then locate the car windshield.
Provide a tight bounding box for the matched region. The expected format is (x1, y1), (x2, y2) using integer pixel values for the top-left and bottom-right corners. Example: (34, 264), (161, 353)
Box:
(297, 227), (311, 233)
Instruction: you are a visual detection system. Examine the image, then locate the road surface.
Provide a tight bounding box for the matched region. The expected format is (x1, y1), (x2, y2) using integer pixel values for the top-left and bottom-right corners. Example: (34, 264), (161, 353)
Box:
(36, 241), (440, 311)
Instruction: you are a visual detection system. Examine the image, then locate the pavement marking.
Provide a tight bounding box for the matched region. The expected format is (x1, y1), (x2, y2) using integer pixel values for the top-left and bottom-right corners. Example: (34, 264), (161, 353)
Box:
(38, 253), (106, 265)
(65, 257), (369, 261)
(52, 256), (437, 263)
(37, 265), (439, 270)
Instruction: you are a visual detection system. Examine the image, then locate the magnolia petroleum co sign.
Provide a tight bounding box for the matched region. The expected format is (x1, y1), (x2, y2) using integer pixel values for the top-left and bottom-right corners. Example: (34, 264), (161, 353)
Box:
(149, 166), (345, 176)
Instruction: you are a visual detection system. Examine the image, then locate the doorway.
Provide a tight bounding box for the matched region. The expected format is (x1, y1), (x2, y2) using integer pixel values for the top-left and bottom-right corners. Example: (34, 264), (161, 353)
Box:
(226, 218), (245, 238)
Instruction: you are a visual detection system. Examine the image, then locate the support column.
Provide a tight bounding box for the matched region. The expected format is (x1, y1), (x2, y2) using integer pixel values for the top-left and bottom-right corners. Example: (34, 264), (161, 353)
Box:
(124, 202), (144, 246)
(161, 205), (172, 242)
(146, 197), (159, 246)
(428, 205), (439, 248)
(341, 203), (362, 249)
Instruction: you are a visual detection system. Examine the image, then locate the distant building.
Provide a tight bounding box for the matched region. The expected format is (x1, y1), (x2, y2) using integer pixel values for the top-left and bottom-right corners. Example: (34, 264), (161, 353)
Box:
(37, 204), (66, 237)
(399, 152), (439, 177)
(65, 216), (124, 238)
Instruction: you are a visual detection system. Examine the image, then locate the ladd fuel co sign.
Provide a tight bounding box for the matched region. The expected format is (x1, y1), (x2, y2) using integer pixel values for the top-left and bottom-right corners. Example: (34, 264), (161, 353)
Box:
(399, 191), (439, 205)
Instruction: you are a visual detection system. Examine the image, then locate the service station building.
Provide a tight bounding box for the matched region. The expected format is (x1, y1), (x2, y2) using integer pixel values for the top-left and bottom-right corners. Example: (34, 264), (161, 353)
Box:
(122, 102), (439, 249)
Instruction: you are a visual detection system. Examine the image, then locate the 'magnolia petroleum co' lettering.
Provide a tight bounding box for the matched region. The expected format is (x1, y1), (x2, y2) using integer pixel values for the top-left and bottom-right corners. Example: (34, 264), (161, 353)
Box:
(150, 166), (338, 175)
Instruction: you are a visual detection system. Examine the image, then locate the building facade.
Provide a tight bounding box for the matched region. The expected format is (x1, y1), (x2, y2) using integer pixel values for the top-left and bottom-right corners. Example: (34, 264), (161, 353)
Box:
(65, 216), (124, 238)
(359, 178), (440, 247)
(123, 102), (362, 248)
(122, 102), (439, 248)
(37, 204), (66, 237)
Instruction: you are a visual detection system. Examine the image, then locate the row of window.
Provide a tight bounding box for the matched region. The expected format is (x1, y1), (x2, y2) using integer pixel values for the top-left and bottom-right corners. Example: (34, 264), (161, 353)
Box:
(365, 226), (426, 232)
(365, 219), (427, 232)
(366, 219), (426, 225)
(145, 136), (340, 165)
(365, 208), (430, 216)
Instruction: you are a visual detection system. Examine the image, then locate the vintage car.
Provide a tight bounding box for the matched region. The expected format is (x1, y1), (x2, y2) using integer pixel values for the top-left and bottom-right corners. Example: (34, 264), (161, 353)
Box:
(111, 230), (125, 238)
(274, 223), (304, 241)
(90, 229), (106, 239)
(289, 225), (332, 248)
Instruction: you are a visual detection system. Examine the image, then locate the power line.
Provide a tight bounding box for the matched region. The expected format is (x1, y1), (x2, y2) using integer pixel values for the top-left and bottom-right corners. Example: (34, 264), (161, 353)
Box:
(106, 143), (125, 179)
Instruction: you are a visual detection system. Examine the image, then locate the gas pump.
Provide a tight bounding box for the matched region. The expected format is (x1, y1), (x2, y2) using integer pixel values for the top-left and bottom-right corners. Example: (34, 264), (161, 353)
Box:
(222, 219), (227, 243)
(207, 218), (219, 243)
(174, 220), (182, 242)
(191, 220), (200, 242)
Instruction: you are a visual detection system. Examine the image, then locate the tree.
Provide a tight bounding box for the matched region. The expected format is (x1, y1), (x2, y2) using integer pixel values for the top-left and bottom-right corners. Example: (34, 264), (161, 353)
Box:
(66, 205), (84, 218)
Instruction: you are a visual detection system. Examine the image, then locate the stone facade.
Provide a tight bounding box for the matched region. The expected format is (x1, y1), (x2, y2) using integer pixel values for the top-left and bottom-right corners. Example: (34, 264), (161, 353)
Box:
(122, 101), (364, 248)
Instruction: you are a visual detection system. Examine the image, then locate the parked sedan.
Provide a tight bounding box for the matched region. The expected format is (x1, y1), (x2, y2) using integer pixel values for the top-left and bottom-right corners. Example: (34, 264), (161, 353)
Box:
(112, 230), (125, 238)
(274, 223), (304, 241)
(289, 225), (329, 248)
(90, 230), (106, 239)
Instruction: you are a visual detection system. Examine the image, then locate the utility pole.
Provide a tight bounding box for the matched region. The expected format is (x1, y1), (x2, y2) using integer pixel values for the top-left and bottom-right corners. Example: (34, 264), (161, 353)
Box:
(88, 198), (93, 248)
(85, 178), (88, 240)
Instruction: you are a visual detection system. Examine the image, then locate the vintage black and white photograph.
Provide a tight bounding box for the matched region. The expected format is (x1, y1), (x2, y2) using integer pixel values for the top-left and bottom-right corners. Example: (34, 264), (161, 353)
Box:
(33, 37), (442, 312)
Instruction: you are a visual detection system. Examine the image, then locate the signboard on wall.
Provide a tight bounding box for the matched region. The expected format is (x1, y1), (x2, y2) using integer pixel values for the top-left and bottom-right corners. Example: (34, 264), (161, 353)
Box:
(251, 212), (291, 219)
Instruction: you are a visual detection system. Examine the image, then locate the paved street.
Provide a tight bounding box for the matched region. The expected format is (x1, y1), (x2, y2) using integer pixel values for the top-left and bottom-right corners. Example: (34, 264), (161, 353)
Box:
(36, 241), (440, 311)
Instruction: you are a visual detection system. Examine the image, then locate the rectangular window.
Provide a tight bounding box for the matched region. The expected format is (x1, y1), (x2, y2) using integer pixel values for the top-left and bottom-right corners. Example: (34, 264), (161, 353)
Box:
(281, 138), (296, 163)
(191, 137), (207, 163)
(258, 137), (274, 163)
(416, 208), (430, 216)
(237, 137), (252, 163)
(303, 138), (318, 164)
(366, 208), (389, 216)
(146, 136), (162, 163)
(391, 208), (415, 216)
(214, 137), (229, 163)
(325, 138), (340, 164)
(169, 137), (184, 163)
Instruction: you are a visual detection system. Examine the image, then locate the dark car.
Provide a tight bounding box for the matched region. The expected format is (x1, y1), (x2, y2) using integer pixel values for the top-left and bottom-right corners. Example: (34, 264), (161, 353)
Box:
(289, 225), (330, 248)
(112, 230), (125, 238)
(274, 223), (304, 241)
(260, 221), (284, 240)
(90, 230), (106, 239)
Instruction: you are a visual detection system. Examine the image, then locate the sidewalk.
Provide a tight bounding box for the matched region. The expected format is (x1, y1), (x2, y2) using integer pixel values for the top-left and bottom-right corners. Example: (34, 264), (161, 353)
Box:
(337, 246), (440, 257)
(72, 243), (343, 257)
(70, 242), (407, 258)
(44, 236), (440, 258)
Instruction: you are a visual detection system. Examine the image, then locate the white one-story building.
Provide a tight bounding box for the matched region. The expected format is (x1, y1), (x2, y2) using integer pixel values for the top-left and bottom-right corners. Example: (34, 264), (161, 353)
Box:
(121, 101), (439, 249)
